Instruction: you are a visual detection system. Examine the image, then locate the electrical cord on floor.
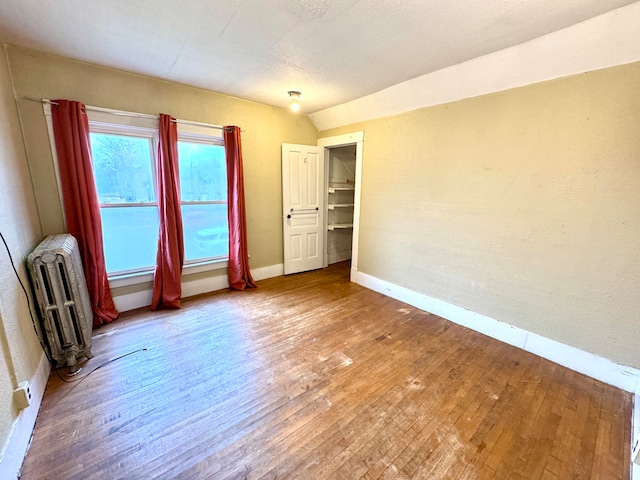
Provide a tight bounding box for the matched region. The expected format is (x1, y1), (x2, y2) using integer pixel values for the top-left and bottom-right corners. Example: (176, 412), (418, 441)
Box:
(1, 230), (148, 386)
(53, 348), (148, 384)
(54, 348), (148, 403)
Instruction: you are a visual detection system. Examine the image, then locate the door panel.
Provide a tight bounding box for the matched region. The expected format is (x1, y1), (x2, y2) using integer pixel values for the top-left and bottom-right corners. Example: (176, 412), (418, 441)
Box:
(291, 234), (302, 261)
(282, 144), (324, 275)
(307, 232), (319, 257)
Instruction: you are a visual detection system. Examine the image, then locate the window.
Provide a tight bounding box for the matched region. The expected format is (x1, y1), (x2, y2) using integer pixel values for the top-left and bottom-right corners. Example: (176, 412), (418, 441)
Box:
(90, 125), (159, 275)
(85, 112), (228, 278)
(177, 135), (228, 263)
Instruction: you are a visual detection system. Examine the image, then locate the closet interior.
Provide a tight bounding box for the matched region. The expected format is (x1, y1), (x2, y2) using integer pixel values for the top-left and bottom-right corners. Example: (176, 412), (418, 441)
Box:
(325, 145), (356, 266)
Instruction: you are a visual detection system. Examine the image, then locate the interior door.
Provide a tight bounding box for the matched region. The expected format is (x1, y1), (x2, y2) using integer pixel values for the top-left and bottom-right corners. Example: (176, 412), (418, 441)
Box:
(282, 143), (324, 275)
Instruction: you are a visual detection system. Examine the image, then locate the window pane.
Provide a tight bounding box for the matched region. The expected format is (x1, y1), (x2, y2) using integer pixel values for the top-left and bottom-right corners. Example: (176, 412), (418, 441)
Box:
(182, 204), (229, 262)
(90, 132), (155, 203)
(177, 141), (227, 201)
(100, 206), (159, 273)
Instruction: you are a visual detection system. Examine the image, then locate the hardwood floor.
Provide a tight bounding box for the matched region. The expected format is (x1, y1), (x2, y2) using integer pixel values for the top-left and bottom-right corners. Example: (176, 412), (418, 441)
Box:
(20, 262), (632, 479)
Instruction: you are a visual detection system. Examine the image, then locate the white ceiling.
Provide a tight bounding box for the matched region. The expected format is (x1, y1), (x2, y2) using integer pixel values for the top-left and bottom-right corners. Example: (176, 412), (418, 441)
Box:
(0, 0), (637, 114)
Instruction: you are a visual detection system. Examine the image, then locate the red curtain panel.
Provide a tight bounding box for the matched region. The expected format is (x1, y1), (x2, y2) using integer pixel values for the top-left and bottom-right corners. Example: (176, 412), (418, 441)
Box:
(224, 126), (256, 291)
(151, 114), (185, 310)
(51, 100), (119, 326)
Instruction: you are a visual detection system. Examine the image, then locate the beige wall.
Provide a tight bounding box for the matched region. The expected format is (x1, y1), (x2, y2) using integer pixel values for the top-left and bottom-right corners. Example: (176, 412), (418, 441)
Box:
(321, 62), (640, 369)
(0, 45), (44, 456)
(6, 45), (318, 291)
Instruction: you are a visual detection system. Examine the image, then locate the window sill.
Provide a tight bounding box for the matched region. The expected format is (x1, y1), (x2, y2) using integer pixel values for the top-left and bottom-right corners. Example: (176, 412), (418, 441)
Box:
(108, 258), (229, 289)
(183, 259), (229, 275)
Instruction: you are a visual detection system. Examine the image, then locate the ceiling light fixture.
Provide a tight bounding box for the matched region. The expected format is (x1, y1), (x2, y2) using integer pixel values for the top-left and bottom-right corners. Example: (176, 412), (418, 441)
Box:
(288, 90), (301, 112)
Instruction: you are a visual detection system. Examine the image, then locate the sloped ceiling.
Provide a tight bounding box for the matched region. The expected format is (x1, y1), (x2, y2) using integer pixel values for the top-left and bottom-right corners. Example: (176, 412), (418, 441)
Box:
(0, 0), (637, 115)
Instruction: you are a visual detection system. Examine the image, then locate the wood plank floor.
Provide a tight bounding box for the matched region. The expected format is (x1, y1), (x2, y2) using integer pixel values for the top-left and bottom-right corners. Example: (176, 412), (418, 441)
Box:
(20, 262), (632, 479)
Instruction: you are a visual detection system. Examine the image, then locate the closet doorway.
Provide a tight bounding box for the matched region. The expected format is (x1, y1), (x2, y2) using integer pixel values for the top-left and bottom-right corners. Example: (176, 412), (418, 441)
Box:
(282, 132), (363, 281)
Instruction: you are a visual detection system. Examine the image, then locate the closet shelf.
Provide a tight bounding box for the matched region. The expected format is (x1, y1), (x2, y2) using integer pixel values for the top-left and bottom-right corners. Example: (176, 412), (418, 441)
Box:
(328, 185), (355, 193)
(328, 204), (354, 210)
(328, 223), (353, 231)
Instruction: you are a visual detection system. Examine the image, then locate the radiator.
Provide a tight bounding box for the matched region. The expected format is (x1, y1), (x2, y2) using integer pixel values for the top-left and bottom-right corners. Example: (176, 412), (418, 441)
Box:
(28, 234), (94, 370)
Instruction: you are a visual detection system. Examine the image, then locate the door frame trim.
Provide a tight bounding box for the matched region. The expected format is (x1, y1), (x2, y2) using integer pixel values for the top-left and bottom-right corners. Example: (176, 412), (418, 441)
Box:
(318, 132), (364, 283)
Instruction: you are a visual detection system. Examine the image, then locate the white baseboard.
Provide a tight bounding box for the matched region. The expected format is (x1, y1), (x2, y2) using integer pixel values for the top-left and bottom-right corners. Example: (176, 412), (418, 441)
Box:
(0, 353), (50, 480)
(112, 289), (153, 313)
(633, 383), (640, 479)
(113, 263), (285, 312)
(350, 266), (358, 283)
(356, 271), (640, 392)
(181, 273), (229, 299)
(252, 263), (284, 281)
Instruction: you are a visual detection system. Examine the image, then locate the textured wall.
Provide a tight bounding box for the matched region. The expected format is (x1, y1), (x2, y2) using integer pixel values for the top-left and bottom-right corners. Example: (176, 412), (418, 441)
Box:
(0, 45), (43, 458)
(7, 45), (318, 275)
(321, 63), (640, 369)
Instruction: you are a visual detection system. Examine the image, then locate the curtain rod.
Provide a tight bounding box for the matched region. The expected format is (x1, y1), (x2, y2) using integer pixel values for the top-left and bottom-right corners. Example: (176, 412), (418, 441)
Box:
(172, 118), (224, 130)
(27, 97), (227, 130)
(29, 98), (157, 119)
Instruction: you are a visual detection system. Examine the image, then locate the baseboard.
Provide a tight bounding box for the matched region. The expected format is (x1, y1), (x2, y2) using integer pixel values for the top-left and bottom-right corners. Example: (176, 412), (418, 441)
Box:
(112, 289), (153, 312)
(113, 263), (285, 312)
(356, 271), (640, 392)
(251, 263), (284, 281)
(633, 383), (640, 479)
(181, 274), (229, 299)
(350, 266), (358, 283)
(0, 353), (50, 480)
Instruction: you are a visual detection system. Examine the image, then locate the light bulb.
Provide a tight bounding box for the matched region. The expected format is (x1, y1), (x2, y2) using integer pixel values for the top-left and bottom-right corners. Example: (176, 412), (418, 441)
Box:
(287, 91), (301, 112)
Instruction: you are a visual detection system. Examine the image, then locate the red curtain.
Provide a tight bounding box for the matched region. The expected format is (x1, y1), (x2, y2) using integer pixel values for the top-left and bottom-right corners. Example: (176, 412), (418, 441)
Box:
(51, 100), (119, 326)
(224, 126), (256, 291)
(151, 114), (184, 309)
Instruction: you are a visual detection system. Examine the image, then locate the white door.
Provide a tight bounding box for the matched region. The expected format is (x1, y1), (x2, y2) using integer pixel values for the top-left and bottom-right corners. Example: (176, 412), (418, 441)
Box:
(282, 144), (324, 275)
